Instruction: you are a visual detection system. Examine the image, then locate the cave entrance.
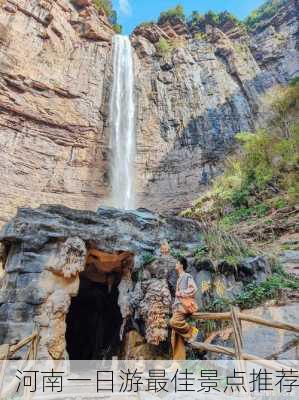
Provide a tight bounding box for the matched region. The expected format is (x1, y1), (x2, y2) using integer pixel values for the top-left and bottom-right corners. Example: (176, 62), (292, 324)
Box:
(65, 249), (133, 360)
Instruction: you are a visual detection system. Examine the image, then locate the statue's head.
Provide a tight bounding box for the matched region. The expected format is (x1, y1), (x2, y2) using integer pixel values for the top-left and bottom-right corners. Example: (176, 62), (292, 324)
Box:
(160, 240), (170, 256)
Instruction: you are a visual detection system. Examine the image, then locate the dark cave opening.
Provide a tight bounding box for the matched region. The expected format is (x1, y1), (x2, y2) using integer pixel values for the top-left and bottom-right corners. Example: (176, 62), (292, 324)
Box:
(66, 276), (122, 360)
(65, 249), (133, 360)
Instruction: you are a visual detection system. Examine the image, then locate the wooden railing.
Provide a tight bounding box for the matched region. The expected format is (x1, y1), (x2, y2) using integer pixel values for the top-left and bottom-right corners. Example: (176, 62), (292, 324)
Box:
(0, 327), (39, 399)
(191, 306), (299, 370)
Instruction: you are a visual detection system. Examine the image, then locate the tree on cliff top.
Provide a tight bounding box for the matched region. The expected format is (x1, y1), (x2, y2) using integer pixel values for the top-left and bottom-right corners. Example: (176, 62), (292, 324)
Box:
(158, 4), (185, 25)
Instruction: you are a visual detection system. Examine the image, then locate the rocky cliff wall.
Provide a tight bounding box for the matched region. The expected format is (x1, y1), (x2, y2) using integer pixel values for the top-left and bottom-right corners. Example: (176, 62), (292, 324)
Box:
(0, 0), (114, 226)
(0, 0), (298, 224)
(132, 0), (299, 212)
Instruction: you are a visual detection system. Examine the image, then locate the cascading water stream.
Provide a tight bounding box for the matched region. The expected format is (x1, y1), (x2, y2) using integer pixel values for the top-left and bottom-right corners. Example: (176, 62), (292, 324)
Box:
(109, 35), (136, 210)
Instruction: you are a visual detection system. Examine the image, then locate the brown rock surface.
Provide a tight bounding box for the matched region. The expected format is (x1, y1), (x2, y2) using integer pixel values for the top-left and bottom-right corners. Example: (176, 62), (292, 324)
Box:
(0, 0), (114, 227)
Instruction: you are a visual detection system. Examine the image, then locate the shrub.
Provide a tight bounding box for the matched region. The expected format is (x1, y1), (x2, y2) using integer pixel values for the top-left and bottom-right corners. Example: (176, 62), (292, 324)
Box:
(189, 11), (205, 26)
(158, 5), (185, 24)
(93, 0), (113, 16)
(92, 0), (119, 25)
(113, 24), (122, 34)
(204, 272), (299, 311)
(290, 76), (299, 87)
(141, 252), (156, 266)
(155, 38), (173, 57)
(199, 221), (255, 267)
(194, 32), (207, 41)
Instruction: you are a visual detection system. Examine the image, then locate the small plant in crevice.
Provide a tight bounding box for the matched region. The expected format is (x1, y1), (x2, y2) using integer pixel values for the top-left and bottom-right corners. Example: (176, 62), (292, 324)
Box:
(141, 252), (156, 266)
(194, 32), (207, 41)
(170, 248), (186, 259)
(203, 272), (299, 313)
(155, 38), (173, 57)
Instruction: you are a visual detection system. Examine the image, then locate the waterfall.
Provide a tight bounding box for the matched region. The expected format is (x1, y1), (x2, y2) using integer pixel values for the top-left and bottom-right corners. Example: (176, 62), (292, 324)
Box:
(109, 35), (136, 210)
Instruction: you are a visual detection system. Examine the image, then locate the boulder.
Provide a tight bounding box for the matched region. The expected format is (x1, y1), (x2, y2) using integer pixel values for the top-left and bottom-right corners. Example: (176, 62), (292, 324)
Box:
(242, 303), (299, 359)
(239, 256), (272, 283)
(279, 251), (299, 276)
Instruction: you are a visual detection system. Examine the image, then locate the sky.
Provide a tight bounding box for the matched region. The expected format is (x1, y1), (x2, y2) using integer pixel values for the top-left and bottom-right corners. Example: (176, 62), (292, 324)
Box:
(113, 0), (266, 34)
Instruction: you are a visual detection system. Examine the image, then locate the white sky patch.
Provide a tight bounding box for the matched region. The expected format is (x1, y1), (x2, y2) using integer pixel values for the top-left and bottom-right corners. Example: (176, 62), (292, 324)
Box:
(119, 0), (132, 16)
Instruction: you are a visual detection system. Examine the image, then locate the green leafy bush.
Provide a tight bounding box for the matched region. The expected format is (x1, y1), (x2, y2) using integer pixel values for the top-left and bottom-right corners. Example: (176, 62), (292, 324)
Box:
(155, 38), (173, 57)
(199, 222), (254, 267)
(112, 24), (122, 34)
(141, 252), (156, 266)
(158, 5), (185, 24)
(191, 10), (240, 28)
(189, 11), (205, 26)
(194, 32), (207, 41)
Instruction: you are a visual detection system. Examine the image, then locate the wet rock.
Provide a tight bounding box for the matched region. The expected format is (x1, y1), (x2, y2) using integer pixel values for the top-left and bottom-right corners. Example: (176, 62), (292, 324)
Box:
(239, 256), (271, 283)
(193, 258), (214, 272)
(218, 261), (237, 276)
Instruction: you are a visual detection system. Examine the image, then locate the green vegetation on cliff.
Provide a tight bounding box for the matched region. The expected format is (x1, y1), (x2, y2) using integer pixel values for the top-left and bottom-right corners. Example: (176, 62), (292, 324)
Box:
(245, 0), (288, 30)
(158, 5), (185, 24)
(92, 0), (122, 33)
(205, 271), (299, 312)
(157, 4), (241, 30)
(140, 0), (288, 38)
(182, 81), (299, 232)
(190, 10), (241, 29)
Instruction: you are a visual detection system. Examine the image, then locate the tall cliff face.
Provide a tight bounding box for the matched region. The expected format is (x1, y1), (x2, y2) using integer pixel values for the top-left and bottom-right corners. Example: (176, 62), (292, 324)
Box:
(132, 0), (299, 213)
(0, 0), (298, 225)
(0, 0), (114, 226)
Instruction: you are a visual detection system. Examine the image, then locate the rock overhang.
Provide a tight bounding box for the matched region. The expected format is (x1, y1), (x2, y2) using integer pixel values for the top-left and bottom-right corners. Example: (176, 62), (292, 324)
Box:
(0, 204), (203, 268)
